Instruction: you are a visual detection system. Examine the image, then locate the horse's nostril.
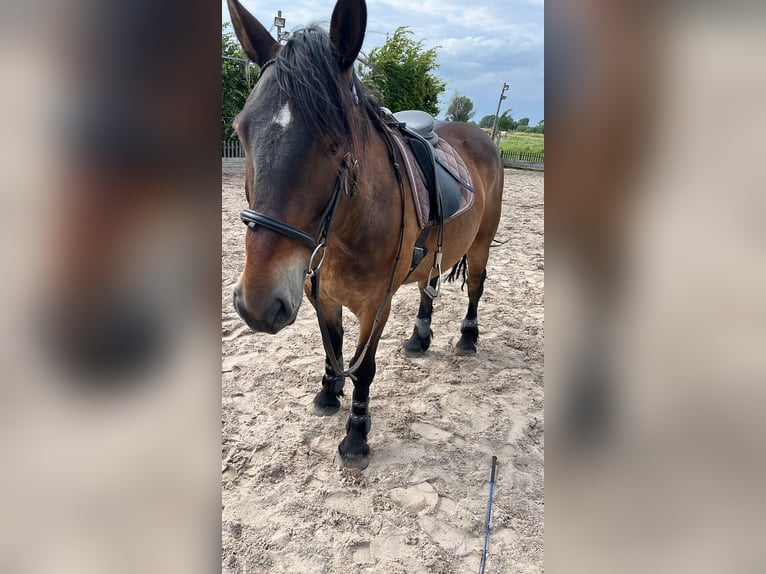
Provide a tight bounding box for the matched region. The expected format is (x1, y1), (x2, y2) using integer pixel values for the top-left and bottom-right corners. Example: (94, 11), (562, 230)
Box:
(232, 285), (245, 316)
(273, 294), (291, 327)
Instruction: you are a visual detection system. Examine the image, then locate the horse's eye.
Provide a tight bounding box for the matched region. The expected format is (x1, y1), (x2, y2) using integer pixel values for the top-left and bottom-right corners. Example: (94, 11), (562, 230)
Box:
(329, 143), (340, 155)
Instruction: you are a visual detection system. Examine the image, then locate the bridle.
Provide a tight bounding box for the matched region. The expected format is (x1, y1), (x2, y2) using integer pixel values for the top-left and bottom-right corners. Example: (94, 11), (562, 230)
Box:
(239, 57), (360, 280)
(238, 58), (407, 383)
(240, 151), (357, 280)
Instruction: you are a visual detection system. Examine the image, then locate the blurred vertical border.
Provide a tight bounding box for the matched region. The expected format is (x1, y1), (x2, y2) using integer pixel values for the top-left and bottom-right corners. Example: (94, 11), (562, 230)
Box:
(546, 0), (766, 571)
(0, 1), (221, 572)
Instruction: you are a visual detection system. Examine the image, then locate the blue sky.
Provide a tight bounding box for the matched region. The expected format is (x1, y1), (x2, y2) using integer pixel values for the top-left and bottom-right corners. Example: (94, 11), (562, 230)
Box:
(222, 0), (543, 124)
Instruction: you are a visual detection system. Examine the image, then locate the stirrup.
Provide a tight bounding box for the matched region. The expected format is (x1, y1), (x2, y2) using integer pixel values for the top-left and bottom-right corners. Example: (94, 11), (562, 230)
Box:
(424, 250), (443, 300)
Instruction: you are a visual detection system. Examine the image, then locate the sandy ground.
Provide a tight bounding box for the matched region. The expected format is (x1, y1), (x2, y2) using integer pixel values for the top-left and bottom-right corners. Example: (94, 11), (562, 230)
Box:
(221, 161), (544, 573)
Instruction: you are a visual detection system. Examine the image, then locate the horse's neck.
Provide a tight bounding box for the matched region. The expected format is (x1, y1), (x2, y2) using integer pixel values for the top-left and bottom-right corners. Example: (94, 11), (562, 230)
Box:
(360, 118), (399, 197)
(333, 121), (401, 240)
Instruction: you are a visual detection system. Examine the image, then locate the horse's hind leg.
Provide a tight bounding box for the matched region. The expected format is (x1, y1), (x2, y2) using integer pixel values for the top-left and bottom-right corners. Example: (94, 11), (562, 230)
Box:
(456, 248), (490, 355)
(402, 276), (439, 355)
(312, 302), (346, 416)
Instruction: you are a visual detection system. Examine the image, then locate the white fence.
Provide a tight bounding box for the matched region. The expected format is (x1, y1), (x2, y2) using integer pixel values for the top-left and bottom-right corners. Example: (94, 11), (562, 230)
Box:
(222, 141), (245, 158)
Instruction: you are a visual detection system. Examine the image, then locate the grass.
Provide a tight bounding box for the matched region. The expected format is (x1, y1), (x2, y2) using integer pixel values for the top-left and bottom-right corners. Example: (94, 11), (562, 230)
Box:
(497, 131), (544, 155)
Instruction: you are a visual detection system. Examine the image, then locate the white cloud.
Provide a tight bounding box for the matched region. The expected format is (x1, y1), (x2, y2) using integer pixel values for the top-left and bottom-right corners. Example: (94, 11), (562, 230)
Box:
(223, 0), (543, 122)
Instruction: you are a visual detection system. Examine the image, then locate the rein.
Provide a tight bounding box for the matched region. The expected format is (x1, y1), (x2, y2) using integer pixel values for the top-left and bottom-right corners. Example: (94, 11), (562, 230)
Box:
(311, 117), (407, 382)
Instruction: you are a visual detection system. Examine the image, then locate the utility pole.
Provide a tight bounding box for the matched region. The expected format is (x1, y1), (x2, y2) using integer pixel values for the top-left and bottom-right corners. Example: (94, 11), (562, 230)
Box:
(490, 83), (510, 145)
(274, 10), (289, 43)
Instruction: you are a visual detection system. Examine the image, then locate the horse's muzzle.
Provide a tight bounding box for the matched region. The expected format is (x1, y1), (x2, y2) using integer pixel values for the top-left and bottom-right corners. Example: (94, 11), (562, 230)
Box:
(232, 283), (298, 334)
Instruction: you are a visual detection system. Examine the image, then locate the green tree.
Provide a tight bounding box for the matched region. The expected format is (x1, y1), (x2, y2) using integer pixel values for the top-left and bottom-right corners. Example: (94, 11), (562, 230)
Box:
(222, 24), (257, 142)
(496, 110), (517, 131)
(445, 92), (475, 123)
(359, 27), (445, 116)
(517, 117), (530, 127)
(478, 114), (495, 129)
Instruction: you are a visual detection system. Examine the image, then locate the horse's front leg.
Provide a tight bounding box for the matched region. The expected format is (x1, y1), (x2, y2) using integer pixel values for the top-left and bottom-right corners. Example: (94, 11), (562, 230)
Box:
(308, 298), (346, 416)
(336, 304), (391, 470)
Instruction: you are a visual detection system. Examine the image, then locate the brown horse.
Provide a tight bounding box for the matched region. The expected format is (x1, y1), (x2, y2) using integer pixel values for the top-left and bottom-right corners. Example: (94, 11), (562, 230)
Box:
(227, 0), (504, 468)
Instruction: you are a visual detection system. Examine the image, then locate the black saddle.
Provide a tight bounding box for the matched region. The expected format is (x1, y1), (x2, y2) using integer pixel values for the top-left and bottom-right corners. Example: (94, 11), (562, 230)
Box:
(392, 110), (473, 222)
(388, 109), (475, 278)
(392, 110), (438, 145)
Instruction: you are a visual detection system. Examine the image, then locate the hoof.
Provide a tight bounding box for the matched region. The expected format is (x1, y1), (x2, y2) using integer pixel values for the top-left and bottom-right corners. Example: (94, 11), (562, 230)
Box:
(456, 321), (478, 355)
(313, 399), (341, 416)
(314, 388), (340, 417)
(402, 326), (432, 356)
(335, 448), (370, 470)
(336, 432), (370, 470)
(455, 337), (477, 355)
(402, 337), (428, 356)
(312, 374), (344, 415)
(312, 391), (341, 416)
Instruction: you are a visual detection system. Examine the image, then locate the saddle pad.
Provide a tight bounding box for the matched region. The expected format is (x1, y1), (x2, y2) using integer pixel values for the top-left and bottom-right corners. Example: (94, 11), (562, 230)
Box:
(391, 130), (475, 229)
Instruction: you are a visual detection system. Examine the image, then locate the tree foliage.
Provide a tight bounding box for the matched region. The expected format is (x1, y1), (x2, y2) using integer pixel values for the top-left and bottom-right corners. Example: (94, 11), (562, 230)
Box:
(479, 111), (543, 133)
(478, 110), (516, 131)
(445, 92), (475, 123)
(496, 110), (517, 131)
(222, 24), (257, 141)
(359, 27), (445, 116)
(478, 115), (495, 129)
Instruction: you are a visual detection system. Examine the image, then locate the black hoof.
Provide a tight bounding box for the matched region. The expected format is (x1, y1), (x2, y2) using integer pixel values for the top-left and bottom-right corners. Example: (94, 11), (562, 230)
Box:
(335, 437), (370, 470)
(402, 319), (433, 356)
(456, 319), (478, 355)
(312, 374), (344, 416)
(402, 331), (432, 355)
(335, 450), (370, 470)
(313, 395), (341, 416)
(455, 335), (477, 355)
(336, 414), (371, 469)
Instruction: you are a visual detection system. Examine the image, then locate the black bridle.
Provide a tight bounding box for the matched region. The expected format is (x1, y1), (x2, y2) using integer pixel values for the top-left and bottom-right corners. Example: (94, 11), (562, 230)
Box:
(239, 132), (405, 388)
(239, 151), (357, 279)
(238, 57), (408, 388)
(239, 59), (355, 279)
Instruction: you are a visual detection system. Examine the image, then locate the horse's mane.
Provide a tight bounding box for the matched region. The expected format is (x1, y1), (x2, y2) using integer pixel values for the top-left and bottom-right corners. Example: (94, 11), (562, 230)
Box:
(273, 26), (380, 158)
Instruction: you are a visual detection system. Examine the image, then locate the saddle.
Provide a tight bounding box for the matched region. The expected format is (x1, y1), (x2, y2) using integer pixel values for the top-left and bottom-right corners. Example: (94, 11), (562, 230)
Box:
(392, 110), (439, 145)
(381, 109), (475, 279)
(391, 110), (474, 226)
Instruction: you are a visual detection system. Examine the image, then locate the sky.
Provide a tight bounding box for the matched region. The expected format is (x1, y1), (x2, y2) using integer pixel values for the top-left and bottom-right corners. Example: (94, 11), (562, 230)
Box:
(222, 0), (544, 124)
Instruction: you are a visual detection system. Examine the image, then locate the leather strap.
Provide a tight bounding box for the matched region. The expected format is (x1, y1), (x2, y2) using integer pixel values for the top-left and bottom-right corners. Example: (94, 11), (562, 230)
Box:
(312, 117), (407, 381)
(240, 209), (317, 250)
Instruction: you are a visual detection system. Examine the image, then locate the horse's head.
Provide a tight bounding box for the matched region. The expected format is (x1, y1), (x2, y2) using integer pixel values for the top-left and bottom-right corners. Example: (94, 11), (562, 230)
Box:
(227, 0), (368, 334)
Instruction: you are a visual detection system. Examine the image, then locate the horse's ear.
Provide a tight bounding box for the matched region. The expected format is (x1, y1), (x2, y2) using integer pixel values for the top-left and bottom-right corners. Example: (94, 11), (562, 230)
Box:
(330, 0), (367, 72)
(227, 0), (280, 67)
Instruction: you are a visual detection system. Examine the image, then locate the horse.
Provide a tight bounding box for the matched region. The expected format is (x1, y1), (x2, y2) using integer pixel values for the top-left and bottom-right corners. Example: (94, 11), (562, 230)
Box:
(227, 0), (504, 469)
